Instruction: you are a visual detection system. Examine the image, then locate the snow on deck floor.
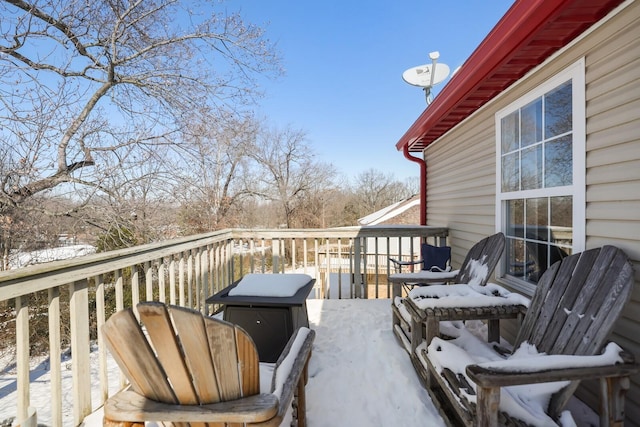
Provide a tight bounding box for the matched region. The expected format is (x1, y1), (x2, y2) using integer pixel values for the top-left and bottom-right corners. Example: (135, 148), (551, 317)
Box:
(2, 298), (596, 426)
(304, 299), (444, 426)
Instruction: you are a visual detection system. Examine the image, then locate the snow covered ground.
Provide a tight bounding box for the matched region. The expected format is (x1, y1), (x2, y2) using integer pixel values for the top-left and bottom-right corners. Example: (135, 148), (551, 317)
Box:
(7, 244), (96, 269)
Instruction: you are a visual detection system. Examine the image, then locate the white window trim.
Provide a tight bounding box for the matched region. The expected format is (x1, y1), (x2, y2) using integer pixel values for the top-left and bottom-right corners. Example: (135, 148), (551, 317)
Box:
(495, 58), (586, 295)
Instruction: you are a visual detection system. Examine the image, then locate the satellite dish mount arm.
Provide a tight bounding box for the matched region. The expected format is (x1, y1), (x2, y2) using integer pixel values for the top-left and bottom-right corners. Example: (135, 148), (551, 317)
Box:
(424, 51), (439, 105)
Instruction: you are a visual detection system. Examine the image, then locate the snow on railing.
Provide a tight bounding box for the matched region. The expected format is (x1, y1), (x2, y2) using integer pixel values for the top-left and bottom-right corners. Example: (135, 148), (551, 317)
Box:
(0, 225), (447, 426)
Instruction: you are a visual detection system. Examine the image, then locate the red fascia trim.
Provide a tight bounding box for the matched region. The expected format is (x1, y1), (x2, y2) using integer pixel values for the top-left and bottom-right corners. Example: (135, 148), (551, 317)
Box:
(395, 0), (573, 152)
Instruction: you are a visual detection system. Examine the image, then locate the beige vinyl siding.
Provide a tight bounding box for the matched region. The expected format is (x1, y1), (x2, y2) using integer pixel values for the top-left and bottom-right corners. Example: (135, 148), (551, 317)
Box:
(424, 98), (497, 267)
(584, 16), (640, 426)
(422, 0), (640, 423)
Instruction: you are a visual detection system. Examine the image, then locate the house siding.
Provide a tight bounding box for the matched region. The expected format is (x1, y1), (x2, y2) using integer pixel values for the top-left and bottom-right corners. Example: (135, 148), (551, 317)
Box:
(423, 1), (640, 422)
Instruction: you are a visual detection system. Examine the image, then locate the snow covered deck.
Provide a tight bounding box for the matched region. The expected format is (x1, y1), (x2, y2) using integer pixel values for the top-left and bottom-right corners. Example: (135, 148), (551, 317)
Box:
(1, 297), (601, 426)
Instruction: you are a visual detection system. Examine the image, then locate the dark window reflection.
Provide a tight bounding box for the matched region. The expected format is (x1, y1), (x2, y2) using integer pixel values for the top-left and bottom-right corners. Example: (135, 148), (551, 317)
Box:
(506, 199), (524, 238)
(545, 135), (572, 187)
(521, 99), (542, 147)
(545, 81), (572, 138)
(502, 152), (520, 192)
(521, 145), (542, 190)
(506, 237), (526, 279)
(550, 196), (573, 247)
(501, 111), (519, 153)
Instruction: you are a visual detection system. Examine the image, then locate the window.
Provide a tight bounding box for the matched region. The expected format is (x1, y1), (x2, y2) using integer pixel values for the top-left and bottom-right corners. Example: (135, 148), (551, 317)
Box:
(496, 59), (585, 291)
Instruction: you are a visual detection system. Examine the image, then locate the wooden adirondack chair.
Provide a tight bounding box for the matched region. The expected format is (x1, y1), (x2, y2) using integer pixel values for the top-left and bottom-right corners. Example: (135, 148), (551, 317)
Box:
(102, 302), (315, 427)
(415, 245), (638, 426)
(391, 232), (506, 353)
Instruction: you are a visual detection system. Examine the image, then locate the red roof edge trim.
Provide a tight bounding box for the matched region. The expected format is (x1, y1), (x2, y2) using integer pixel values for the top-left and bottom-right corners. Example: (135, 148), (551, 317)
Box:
(395, 0), (576, 152)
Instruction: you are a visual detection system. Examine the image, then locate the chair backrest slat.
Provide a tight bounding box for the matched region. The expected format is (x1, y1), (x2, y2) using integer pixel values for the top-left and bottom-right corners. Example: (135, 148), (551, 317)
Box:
(455, 232), (505, 286)
(169, 306), (221, 403)
(205, 319), (242, 401)
(235, 326), (261, 396)
(102, 308), (177, 403)
(137, 304), (199, 404)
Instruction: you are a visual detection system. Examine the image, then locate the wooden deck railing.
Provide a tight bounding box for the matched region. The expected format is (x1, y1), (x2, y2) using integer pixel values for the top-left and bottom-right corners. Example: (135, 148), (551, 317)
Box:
(0, 225), (447, 426)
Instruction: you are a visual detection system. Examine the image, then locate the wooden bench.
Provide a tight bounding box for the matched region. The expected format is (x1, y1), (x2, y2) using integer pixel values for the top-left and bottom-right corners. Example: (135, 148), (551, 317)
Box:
(412, 245), (638, 426)
(102, 302), (315, 426)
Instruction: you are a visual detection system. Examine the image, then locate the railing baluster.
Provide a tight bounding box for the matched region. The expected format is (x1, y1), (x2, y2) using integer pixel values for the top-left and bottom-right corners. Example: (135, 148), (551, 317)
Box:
(48, 286), (62, 427)
(314, 238), (321, 297)
(179, 252), (186, 307)
(145, 261), (153, 301)
(115, 269), (123, 312)
(131, 265), (140, 318)
(187, 249), (194, 308)
(195, 248), (201, 310)
(95, 274), (108, 404)
(208, 244), (214, 299)
(374, 237), (380, 299)
(158, 258), (166, 303)
(68, 279), (91, 425)
(16, 295), (29, 424)
(337, 238), (342, 299)
(169, 257), (176, 305)
(303, 238), (308, 274)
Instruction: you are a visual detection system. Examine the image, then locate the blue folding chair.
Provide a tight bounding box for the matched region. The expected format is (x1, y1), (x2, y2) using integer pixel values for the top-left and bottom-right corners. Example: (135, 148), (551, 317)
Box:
(389, 243), (452, 291)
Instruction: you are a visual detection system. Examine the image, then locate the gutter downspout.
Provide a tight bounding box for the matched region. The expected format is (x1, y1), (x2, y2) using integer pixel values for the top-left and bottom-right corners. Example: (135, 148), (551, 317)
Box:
(403, 145), (426, 226)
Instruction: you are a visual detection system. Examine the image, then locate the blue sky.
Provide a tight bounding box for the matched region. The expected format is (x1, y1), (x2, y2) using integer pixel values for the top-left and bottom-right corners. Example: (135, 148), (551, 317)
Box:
(227, 1), (515, 181)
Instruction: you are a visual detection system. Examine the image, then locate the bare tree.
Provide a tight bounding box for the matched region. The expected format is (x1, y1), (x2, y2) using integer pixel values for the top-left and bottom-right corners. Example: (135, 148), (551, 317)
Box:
(249, 126), (336, 228)
(0, 0), (281, 251)
(174, 111), (259, 233)
(346, 168), (414, 221)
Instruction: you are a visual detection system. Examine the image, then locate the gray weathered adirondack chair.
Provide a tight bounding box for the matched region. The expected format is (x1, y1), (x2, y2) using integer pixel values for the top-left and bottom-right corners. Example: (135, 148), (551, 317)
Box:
(417, 245), (638, 426)
(391, 232), (506, 352)
(102, 302), (315, 427)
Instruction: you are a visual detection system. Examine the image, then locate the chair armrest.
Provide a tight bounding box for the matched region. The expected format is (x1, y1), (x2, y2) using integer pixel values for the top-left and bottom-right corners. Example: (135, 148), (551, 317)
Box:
(403, 296), (427, 320)
(388, 257), (423, 266)
(271, 327), (316, 418)
(467, 350), (638, 388)
(104, 389), (279, 423)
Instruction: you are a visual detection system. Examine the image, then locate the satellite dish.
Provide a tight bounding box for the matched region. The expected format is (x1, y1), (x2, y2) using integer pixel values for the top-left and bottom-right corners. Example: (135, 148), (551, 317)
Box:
(402, 51), (450, 105)
(402, 63), (450, 88)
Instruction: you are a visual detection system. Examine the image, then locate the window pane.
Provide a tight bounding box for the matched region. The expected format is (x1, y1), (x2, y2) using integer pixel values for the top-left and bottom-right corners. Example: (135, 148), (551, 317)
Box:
(524, 198), (550, 283)
(545, 81), (572, 138)
(501, 111), (519, 153)
(521, 99), (542, 147)
(502, 152), (519, 192)
(506, 237), (526, 279)
(550, 196), (573, 247)
(525, 198), (549, 242)
(545, 135), (572, 187)
(506, 199), (524, 238)
(521, 145), (542, 190)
